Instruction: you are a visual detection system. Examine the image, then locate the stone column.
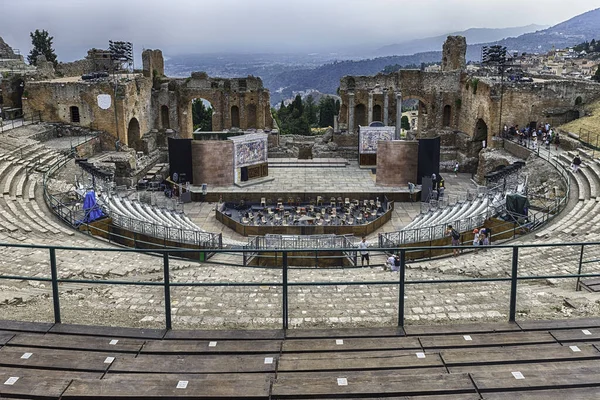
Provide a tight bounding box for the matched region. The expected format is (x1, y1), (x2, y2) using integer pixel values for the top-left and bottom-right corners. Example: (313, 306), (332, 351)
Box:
(367, 91), (374, 125)
(395, 91), (403, 139)
(348, 93), (355, 134)
(383, 89), (389, 126)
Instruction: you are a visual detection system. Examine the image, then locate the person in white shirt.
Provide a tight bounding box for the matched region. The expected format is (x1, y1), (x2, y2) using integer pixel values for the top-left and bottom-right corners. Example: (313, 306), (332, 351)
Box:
(358, 237), (369, 267)
(386, 254), (395, 271)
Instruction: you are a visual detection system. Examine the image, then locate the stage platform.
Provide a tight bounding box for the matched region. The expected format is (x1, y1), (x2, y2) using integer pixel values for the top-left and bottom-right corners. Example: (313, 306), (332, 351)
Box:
(188, 161), (417, 203)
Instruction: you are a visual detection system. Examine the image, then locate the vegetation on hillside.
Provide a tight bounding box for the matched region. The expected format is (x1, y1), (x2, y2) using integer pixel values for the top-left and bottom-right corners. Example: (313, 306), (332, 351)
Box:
(275, 95), (340, 135)
(192, 99), (213, 131)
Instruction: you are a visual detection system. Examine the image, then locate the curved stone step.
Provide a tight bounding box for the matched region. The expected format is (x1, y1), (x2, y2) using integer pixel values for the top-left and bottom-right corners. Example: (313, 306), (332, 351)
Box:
(30, 202), (75, 236)
(3, 165), (23, 196)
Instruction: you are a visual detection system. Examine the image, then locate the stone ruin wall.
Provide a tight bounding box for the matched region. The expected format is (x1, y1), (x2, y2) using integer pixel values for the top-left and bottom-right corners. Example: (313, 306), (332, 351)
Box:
(142, 49), (165, 78)
(22, 76), (153, 149)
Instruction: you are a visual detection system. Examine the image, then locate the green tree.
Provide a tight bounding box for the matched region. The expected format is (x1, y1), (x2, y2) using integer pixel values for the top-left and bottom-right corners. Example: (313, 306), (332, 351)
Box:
(401, 115), (410, 131)
(192, 99), (213, 131)
(304, 95), (318, 126)
(27, 29), (58, 67)
(318, 97), (337, 127)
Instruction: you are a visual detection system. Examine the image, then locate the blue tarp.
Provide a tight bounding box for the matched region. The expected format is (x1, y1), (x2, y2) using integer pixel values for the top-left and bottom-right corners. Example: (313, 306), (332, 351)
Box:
(83, 190), (104, 223)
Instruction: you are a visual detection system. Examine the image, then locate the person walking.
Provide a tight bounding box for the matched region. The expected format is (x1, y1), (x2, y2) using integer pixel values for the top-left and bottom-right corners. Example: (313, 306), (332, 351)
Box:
(358, 236), (370, 267)
(446, 225), (460, 256)
(454, 162), (459, 177)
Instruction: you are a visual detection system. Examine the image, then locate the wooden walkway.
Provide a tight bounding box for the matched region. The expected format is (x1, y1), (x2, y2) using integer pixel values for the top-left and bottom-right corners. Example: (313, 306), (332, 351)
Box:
(1, 319), (600, 398)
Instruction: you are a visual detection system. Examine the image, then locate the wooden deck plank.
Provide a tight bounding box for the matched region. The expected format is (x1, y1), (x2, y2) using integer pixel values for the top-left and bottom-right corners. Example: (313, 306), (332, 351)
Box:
(517, 318), (600, 331)
(481, 387), (600, 399)
(0, 373), (71, 399)
(551, 328), (600, 343)
(441, 344), (600, 366)
(282, 337), (420, 353)
(164, 329), (284, 340)
(404, 322), (520, 336)
(276, 367), (448, 380)
(278, 352), (443, 372)
(285, 327), (405, 339)
(0, 332), (14, 345)
(472, 366), (600, 392)
(449, 359), (600, 374)
(0, 319), (53, 333)
(271, 373), (476, 398)
(141, 339), (282, 354)
(109, 354), (278, 374)
(62, 375), (271, 399)
(0, 366), (102, 380)
(8, 333), (145, 353)
(0, 347), (132, 372)
(420, 331), (556, 350)
(49, 323), (165, 339)
(307, 396), (480, 400)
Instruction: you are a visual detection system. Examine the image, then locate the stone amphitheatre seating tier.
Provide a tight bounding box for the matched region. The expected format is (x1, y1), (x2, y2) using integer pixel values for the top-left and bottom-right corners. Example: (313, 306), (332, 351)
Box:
(1, 318), (600, 398)
(104, 196), (206, 239)
(535, 149), (600, 239)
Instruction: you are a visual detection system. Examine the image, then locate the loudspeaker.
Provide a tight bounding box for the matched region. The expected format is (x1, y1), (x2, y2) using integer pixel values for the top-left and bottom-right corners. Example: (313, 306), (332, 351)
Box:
(241, 167), (249, 182)
(168, 138), (193, 184)
(417, 137), (440, 185)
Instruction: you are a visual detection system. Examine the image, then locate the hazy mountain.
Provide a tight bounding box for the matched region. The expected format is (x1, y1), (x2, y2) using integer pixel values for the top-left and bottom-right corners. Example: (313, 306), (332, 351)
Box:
(375, 24), (547, 57)
(466, 7), (600, 57)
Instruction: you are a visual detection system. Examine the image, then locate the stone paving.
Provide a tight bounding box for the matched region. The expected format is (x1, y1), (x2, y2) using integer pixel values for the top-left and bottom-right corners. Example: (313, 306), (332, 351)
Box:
(0, 124), (599, 330)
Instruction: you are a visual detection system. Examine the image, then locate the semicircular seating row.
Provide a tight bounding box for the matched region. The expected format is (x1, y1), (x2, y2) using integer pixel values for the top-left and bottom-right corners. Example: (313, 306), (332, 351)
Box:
(535, 149), (600, 239)
(101, 195), (207, 240)
(0, 142), (75, 237)
(398, 193), (505, 244)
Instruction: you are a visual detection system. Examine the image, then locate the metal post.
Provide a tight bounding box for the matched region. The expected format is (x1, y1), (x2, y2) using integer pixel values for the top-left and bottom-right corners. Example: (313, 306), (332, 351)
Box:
(576, 244), (585, 291)
(163, 252), (172, 330)
(509, 247), (519, 322)
(49, 248), (61, 323)
(398, 249), (406, 327)
(282, 251), (289, 330)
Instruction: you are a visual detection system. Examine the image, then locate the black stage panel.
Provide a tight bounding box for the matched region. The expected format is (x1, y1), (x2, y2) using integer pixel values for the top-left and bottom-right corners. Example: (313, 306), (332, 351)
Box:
(417, 137), (440, 185)
(168, 137), (193, 184)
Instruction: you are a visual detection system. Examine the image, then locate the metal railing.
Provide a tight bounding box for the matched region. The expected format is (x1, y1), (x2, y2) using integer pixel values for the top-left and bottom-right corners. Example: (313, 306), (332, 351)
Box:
(1, 240), (600, 330)
(0, 111), (42, 133)
(380, 201), (505, 248)
(42, 147), (222, 253)
(382, 137), (570, 248)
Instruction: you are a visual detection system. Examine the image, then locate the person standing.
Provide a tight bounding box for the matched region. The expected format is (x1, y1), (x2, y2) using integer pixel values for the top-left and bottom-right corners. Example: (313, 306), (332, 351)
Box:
(454, 162), (459, 177)
(472, 229), (480, 247)
(358, 237), (370, 267)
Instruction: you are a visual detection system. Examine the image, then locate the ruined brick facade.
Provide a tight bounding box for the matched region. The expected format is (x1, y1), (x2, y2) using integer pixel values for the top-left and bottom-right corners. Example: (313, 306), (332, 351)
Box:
(339, 36), (600, 148)
(21, 49), (272, 149)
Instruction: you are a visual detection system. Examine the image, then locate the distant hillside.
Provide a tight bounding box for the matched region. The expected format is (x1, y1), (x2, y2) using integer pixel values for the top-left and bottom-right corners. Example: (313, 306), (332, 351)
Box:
(266, 8), (600, 102)
(376, 24), (547, 57)
(265, 52), (442, 104)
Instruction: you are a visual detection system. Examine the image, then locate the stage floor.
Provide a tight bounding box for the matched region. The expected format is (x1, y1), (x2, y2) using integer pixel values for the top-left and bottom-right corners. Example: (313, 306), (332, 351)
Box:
(188, 162), (402, 195)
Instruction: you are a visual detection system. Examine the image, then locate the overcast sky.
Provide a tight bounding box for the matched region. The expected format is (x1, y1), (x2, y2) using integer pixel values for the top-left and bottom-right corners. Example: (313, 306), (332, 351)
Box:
(2, 0), (599, 61)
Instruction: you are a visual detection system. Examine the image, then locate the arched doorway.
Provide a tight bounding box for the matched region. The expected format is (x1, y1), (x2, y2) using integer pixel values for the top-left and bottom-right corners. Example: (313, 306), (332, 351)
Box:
(160, 105), (170, 129)
(443, 105), (451, 127)
(70, 106), (80, 123)
(231, 106), (240, 128)
(355, 104), (367, 128)
(247, 104), (257, 129)
(474, 119), (488, 147)
(372, 104), (382, 123)
(127, 118), (143, 152)
(191, 98), (213, 131)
